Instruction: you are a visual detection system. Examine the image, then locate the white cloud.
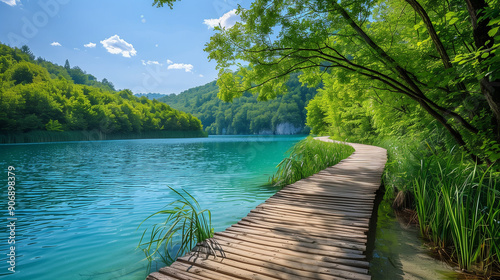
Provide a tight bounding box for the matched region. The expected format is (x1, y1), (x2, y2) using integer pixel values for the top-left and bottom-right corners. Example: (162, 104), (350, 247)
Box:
(203, 9), (239, 29)
(141, 60), (162, 66)
(199, 74), (204, 78)
(166, 59), (173, 64)
(167, 63), (193, 72)
(1, 0), (18, 6)
(84, 42), (96, 48)
(51, 42), (61, 47)
(155, 44), (159, 47)
(141, 15), (146, 23)
(100, 35), (137, 58)
(74, 48), (80, 51)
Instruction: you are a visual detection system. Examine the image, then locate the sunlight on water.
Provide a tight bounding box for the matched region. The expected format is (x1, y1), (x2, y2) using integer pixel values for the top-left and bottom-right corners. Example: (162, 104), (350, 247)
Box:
(0, 135), (305, 280)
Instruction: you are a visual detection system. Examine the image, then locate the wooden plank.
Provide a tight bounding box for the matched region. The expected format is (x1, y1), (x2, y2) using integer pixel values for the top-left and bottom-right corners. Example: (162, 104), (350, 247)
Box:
(251, 206), (372, 228)
(159, 266), (209, 280)
(213, 231), (365, 259)
(226, 224), (366, 252)
(279, 188), (376, 201)
(235, 220), (368, 244)
(246, 210), (369, 232)
(195, 244), (370, 280)
(255, 203), (373, 220)
(146, 272), (177, 280)
(167, 262), (236, 280)
(196, 239), (369, 275)
(227, 224), (367, 251)
(239, 216), (368, 239)
(179, 252), (299, 280)
(264, 196), (374, 214)
(212, 233), (370, 268)
(271, 193), (375, 209)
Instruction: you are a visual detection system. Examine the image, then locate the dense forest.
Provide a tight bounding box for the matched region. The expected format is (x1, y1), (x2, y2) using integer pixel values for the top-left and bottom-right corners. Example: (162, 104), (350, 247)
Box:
(156, 73), (318, 135)
(0, 43), (203, 140)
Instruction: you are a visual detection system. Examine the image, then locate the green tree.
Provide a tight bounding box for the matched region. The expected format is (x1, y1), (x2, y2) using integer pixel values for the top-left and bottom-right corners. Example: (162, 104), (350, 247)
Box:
(45, 119), (63, 131)
(101, 78), (115, 91)
(64, 59), (70, 70)
(20, 45), (35, 61)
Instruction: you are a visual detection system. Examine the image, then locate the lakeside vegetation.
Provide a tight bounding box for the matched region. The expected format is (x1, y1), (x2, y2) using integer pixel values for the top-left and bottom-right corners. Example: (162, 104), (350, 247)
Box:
(377, 134), (500, 276)
(138, 187), (214, 269)
(0, 43), (204, 143)
(153, 0), (500, 277)
(270, 137), (354, 187)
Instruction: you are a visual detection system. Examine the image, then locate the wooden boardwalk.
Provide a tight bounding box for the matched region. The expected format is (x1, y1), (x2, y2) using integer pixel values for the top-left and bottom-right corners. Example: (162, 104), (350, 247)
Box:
(147, 137), (387, 280)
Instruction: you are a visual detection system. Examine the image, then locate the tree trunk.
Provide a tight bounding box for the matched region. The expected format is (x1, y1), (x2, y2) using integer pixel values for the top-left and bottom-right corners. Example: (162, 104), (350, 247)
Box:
(405, 0), (469, 98)
(465, 0), (500, 141)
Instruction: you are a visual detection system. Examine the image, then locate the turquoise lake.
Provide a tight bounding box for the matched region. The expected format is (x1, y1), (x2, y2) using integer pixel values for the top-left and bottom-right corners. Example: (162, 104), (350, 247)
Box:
(0, 135), (306, 280)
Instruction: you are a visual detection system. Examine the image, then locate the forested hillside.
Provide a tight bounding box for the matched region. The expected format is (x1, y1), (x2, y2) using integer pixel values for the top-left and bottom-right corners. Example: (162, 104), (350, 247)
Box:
(158, 73), (318, 135)
(0, 43), (203, 140)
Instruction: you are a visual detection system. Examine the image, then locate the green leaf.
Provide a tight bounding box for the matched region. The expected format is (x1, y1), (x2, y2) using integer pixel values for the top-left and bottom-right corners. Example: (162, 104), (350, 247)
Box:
(445, 12), (456, 20)
(489, 26), (499, 37)
(449, 18), (459, 25)
(488, 18), (500, 26)
(481, 52), (489, 59)
(414, 22), (423, 30)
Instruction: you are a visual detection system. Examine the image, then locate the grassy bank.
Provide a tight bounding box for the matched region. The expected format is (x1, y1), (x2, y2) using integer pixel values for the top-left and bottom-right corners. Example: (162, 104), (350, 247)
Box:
(0, 130), (208, 144)
(375, 135), (500, 278)
(270, 136), (355, 187)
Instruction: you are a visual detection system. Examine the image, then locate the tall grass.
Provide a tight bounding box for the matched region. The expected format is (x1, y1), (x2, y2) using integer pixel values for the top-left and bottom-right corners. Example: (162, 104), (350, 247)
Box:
(137, 187), (214, 270)
(380, 133), (500, 276)
(415, 157), (500, 274)
(270, 137), (355, 187)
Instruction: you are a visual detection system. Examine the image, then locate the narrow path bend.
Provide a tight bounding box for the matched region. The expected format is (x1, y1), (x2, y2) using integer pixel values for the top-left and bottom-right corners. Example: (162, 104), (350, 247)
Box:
(147, 136), (387, 280)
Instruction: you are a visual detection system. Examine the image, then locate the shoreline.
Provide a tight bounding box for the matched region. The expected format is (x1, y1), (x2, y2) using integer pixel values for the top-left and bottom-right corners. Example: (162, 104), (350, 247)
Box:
(0, 130), (208, 144)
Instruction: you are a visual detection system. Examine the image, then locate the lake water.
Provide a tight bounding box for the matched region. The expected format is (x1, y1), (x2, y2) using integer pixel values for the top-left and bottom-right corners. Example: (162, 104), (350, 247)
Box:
(0, 135), (305, 280)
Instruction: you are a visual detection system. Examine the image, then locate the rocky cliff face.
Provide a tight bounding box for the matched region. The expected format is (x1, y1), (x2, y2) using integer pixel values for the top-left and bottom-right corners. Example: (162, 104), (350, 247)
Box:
(275, 122), (302, 135)
(258, 129), (274, 135)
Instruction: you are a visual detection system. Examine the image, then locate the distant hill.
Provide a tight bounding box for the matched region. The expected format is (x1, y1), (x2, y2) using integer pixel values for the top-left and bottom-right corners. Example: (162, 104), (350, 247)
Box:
(134, 93), (169, 100)
(158, 73), (319, 135)
(0, 43), (204, 142)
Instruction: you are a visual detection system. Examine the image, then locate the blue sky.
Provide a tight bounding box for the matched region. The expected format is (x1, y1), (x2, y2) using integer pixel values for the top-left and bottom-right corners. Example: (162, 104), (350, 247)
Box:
(0, 0), (249, 94)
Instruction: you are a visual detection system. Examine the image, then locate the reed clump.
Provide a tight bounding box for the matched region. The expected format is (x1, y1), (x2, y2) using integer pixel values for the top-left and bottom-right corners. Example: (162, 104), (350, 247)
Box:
(137, 187), (214, 270)
(381, 135), (500, 277)
(270, 137), (355, 187)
